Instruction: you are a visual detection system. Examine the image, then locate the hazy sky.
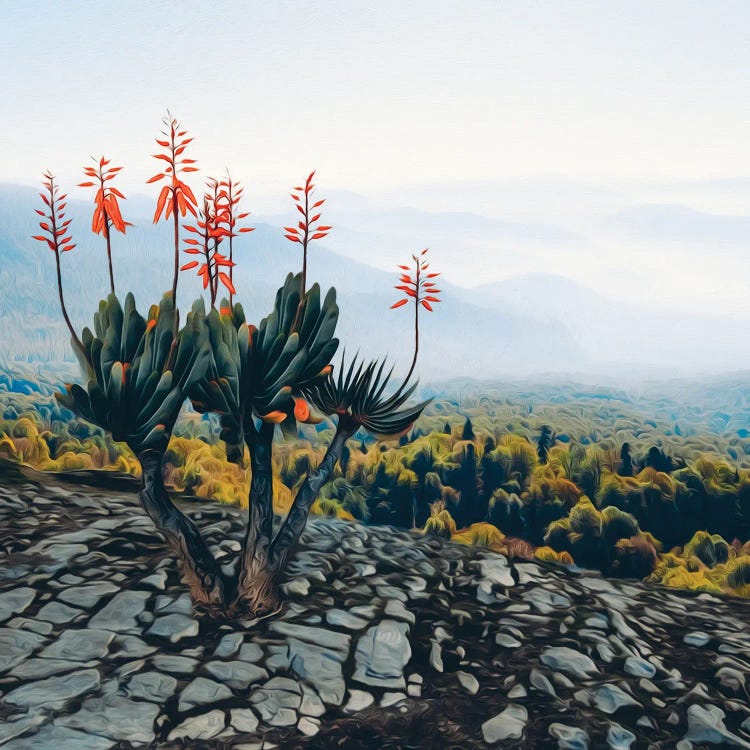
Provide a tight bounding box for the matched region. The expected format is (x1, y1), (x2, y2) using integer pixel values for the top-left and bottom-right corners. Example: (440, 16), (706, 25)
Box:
(1, 1), (749, 315)
(2, 1), (750, 190)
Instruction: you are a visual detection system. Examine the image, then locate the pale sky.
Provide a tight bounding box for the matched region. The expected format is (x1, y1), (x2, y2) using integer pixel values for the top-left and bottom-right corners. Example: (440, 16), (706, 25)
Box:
(1, 1), (749, 316)
(2, 1), (750, 191)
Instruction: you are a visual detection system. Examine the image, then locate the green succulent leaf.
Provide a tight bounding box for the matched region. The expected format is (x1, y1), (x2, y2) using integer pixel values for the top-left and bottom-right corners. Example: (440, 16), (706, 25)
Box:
(55, 292), (210, 455)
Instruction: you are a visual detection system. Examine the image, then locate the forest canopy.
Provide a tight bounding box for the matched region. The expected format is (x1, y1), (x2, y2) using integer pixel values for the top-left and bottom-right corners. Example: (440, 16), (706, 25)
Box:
(4, 367), (750, 599)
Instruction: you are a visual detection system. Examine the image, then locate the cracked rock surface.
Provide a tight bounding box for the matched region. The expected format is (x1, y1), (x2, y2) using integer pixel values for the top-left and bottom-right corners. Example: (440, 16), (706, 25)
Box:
(1, 461), (750, 748)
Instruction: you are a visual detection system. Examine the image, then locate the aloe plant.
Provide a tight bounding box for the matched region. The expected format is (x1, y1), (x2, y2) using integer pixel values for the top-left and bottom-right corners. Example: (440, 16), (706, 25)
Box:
(184, 274), (429, 616)
(188, 273), (338, 615)
(56, 292), (225, 609)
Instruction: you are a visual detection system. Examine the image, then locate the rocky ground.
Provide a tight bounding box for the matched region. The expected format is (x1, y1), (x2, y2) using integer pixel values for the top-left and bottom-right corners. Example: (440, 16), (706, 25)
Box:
(1, 460), (750, 749)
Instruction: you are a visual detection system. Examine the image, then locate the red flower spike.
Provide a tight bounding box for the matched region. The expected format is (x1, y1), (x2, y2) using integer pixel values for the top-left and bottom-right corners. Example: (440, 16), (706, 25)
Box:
(33, 171), (88, 354)
(283, 170), (331, 296)
(388, 247), (442, 391)
(148, 113), (198, 224)
(390, 248), (441, 330)
(33, 173), (76, 258)
(212, 171), (254, 305)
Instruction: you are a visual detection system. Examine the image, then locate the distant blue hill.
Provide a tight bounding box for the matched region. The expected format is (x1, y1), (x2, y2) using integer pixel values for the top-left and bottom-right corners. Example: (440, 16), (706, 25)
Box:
(0, 183), (586, 380)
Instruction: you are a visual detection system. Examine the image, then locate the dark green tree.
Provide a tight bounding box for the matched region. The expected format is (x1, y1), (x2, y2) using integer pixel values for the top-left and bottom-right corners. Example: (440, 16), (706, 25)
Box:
(536, 424), (556, 464)
(619, 442), (634, 477)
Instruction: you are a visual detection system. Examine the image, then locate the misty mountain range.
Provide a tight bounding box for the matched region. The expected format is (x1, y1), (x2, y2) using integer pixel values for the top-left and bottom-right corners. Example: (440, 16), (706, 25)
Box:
(0, 181), (748, 381)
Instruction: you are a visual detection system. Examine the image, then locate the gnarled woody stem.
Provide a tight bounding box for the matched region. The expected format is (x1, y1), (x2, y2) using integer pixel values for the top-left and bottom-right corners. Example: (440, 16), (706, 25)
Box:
(234, 415), (357, 616)
(235, 422), (277, 615)
(271, 416), (356, 571)
(136, 450), (225, 610)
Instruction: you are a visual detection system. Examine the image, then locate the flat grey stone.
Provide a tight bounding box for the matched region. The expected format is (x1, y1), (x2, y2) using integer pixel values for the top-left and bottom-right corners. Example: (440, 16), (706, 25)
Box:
(592, 684), (641, 714)
(541, 646), (599, 679)
(624, 657), (656, 678)
(168, 710), (226, 741)
(89, 590), (150, 632)
(384, 599), (415, 624)
(269, 621), (351, 651)
(495, 632), (522, 648)
(684, 631), (711, 647)
(239, 642), (264, 663)
(30, 542), (89, 563)
(31, 529), (105, 548)
(482, 703), (527, 743)
(152, 654), (199, 674)
(147, 613), (199, 643)
(231, 708), (259, 733)
(716, 666), (746, 693)
(530, 669), (556, 697)
(116, 659), (146, 678)
(326, 608), (369, 630)
(282, 578), (310, 596)
(155, 592), (193, 615)
(353, 620), (411, 688)
(3, 668), (101, 710)
(430, 641), (444, 672)
(298, 716), (320, 736)
(478, 557), (515, 586)
(250, 677), (301, 725)
(456, 671), (479, 695)
(214, 632), (243, 658)
(355, 562), (376, 576)
(607, 722), (636, 749)
(2, 724), (114, 750)
(40, 628), (114, 661)
(56, 694), (159, 744)
(140, 571), (168, 590)
(90, 517), (126, 532)
(549, 722), (590, 749)
(6, 617), (53, 636)
(300, 684), (326, 717)
(286, 637), (348, 705)
(37, 601), (84, 624)
(12, 657), (91, 679)
(126, 671), (178, 702)
(381, 691), (407, 707)
(345, 689), (374, 712)
(58, 582), (120, 609)
(110, 635), (157, 658)
(376, 585), (407, 602)
(178, 676), (232, 711)
(0, 627), (47, 673)
(522, 587), (572, 614)
(0, 713), (46, 745)
(204, 660), (268, 690)
(0, 587), (36, 622)
(684, 704), (750, 747)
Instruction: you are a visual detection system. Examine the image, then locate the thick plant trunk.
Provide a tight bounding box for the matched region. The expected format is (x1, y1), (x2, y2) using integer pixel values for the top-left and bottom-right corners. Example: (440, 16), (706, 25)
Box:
(271, 416), (356, 571)
(235, 423), (276, 615)
(137, 450), (226, 612)
(234, 416), (356, 616)
(235, 553), (281, 620)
